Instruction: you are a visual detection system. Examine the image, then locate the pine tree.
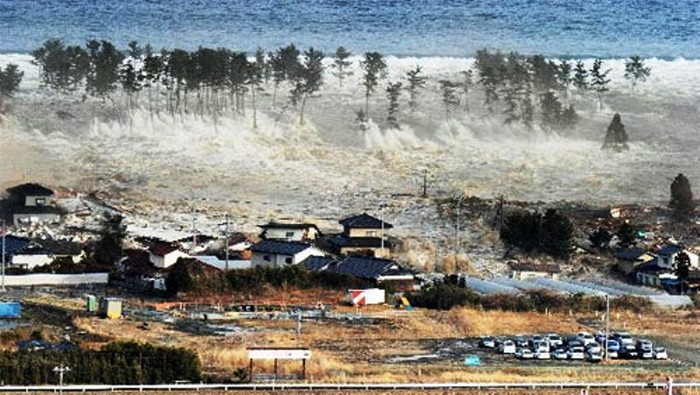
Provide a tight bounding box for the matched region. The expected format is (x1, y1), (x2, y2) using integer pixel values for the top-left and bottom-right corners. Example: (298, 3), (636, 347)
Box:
(602, 113), (629, 151)
(439, 80), (460, 121)
(674, 252), (691, 294)
(461, 69), (473, 111)
(572, 61), (588, 92)
(385, 81), (402, 129)
(590, 59), (611, 109)
(405, 65), (426, 112)
(290, 47), (324, 124)
(556, 60), (572, 95)
(330, 46), (353, 88)
(166, 259), (193, 295)
(616, 222), (637, 247)
(624, 55), (651, 91)
(359, 51), (387, 117)
(85, 40), (124, 100)
(0, 63), (23, 110)
(669, 173), (695, 222)
(539, 91), (563, 132)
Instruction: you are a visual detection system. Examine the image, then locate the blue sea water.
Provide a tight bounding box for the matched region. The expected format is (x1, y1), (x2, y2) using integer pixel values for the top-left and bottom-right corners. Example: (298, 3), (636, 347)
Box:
(0, 0), (698, 58)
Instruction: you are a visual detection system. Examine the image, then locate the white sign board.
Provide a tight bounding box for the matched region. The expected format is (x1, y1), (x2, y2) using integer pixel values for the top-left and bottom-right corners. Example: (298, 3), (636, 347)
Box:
(248, 349), (311, 360)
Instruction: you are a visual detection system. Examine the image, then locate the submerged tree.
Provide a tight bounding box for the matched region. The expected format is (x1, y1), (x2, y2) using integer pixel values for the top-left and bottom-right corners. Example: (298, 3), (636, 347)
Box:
(0, 63), (23, 110)
(290, 47), (324, 124)
(359, 51), (387, 117)
(32, 38), (89, 92)
(405, 65), (426, 112)
(602, 113), (629, 151)
(669, 173), (695, 222)
(461, 69), (473, 111)
(385, 81), (402, 129)
(330, 46), (353, 88)
(624, 55), (651, 91)
(590, 59), (611, 109)
(439, 80), (460, 121)
(85, 39), (124, 100)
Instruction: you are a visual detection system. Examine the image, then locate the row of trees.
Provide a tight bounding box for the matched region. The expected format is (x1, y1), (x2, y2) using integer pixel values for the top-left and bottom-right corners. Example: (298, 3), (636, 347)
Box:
(500, 209), (574, 259)
(0, 63), (23, 111)
(0, 342), (201, 385)
(26, 38), (652, 134)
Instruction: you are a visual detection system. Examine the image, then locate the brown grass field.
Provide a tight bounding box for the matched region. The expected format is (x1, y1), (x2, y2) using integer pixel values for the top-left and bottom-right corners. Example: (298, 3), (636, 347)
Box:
(4, 292), (699, 392)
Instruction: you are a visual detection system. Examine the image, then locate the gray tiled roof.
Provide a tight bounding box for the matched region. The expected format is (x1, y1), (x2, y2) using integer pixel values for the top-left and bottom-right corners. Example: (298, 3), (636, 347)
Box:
(250, 240), (313, 255)
(339, 213), (393, 229)
(329, 255), (411, 279)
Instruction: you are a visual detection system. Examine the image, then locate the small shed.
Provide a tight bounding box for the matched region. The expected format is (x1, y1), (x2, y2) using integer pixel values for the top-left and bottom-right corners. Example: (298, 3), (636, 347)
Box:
(99, 298), (123, 319)
(346, 288), (385, 306)
(85, 295), (98, 312)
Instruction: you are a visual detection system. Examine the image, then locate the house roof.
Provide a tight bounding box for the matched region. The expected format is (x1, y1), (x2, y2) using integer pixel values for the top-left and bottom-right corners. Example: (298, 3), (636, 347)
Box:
(6, 183), (54, 197)
(329, 255), (410, 279)
(250, 240), (313, 256)
(635, 261), (671, 274)
(194, 255), (251, 271)
(148, 242), (180, 256)
(32, 239), (83, 256)
(259, 222), (320, 231)
(339, 213), (393, 230)
(327, 234), (394, 249)
(2, 235), (50, 257)
(508, 262), (561, 273)
(615, 247), (648, 262)
(301, 256), (335, 271)
(657, 244), (684, 257)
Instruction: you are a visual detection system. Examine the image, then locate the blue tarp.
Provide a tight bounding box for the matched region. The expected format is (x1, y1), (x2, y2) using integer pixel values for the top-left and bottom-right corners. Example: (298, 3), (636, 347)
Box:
(0, 302), (21, 318)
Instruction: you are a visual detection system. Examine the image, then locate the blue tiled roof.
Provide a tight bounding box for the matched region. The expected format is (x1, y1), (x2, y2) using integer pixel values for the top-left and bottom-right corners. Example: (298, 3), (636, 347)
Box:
(2, 235), (50, 260)
(329, 255), (410, 279)
(657, 244), (684, 257)
(301, 256), (335, 271)
(250, 240), (313, 255)
(339, 213), (393, 229)
(615, 247), (647, 261)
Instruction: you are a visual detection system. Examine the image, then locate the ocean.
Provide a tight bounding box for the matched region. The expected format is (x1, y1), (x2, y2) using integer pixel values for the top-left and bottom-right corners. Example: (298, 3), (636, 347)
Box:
(0, 0), (698, 58)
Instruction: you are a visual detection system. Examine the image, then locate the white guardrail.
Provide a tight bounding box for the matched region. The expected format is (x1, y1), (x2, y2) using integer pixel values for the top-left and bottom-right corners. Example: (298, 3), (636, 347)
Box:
(0, 382), (697, 392)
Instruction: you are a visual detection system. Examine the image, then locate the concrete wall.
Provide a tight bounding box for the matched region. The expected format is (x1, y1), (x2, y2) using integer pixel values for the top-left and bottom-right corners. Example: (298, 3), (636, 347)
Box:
(251, 248), (324, 268)
(150, 250), (189, 268)
(0, 273), (108, 286)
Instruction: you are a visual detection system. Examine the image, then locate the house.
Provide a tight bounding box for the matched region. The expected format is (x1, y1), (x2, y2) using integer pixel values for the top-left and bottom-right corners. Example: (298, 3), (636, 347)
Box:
(328, 213), (393, 257)
(259, 222), (321, 242)
(33, 238), (85, 263)
(635, 261), (676, 288)
(6, 183), (54, 207)
(4, 183), (62, 227)
(615, 247), (655, 275)
(2, 235), (53, 269)
(328, 255), (414, 285)
(250, 240), (325, 267)
(148, 242), (190, 268)
(508, 261), (561, 280)
(655, 244), (699, 270)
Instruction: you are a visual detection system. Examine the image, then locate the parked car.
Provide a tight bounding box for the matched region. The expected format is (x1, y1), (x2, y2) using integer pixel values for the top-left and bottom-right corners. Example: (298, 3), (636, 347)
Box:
(546, 333), (564, 348)
(637, 340), (654, 359)
(586, 342), (602, 354)
(513, 335), (529, 348)
(530, 334), (544, 346)
(535, 349), (551, 360)
(568, 346), (585, 360)
(620, 344), (638, 359)
(614, 332), (634, 346)
(586, 350), (603, 363)
(606, 339), (620, 359)
(515, 348), (534, 360)
(501, 340), (516, 354)
(577, 331), (596, 346)
(480, 336), (496, 348)
(654, 347), (668, 360)
(552, 348), (568, 360)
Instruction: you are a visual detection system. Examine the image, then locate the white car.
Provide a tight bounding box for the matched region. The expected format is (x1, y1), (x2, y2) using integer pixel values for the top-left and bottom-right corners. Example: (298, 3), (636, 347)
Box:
(545, 333), (564, 348)
(577, 332), (596, 346)
(586, 351), (603, 363)
(606, 340), (620, 359)
(586, 342), (602, 354)
(480, 336), (496, 348)
(552, 348), (568, 360)
(614, 332), (634, 346)
(501, 340), (516, 354)
(654, 347), (668, 360)
(516, 348), (534, 359)
(568, 346), (585, 360)
(535, 350), (551, 359)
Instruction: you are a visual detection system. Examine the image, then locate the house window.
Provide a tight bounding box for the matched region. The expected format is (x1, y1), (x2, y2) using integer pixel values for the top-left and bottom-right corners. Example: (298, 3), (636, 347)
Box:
(285, 232), (295, 238)
(285, 257), (293, 264)
(662, 257), (669, 265)
(35, 198), (46, 206)
(263, 255), (271, 262)
(366, 230), (378, 237)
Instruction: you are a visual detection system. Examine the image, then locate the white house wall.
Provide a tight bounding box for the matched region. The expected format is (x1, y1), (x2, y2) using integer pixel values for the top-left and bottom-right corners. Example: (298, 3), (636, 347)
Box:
(12, 254), (53, 269)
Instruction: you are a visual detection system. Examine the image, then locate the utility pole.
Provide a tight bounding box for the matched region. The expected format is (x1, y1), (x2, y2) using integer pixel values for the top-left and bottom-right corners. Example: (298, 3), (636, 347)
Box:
(53, 364), (70, 395)
(190, 204), (196, 254)
(224, 213), (229, 272)
(422, 169), (428, 197)
(1, 219), (5, 293)
(604, 293), (610, 362)
(380, 203), (385, 252)
(455, 195), (463, 254)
